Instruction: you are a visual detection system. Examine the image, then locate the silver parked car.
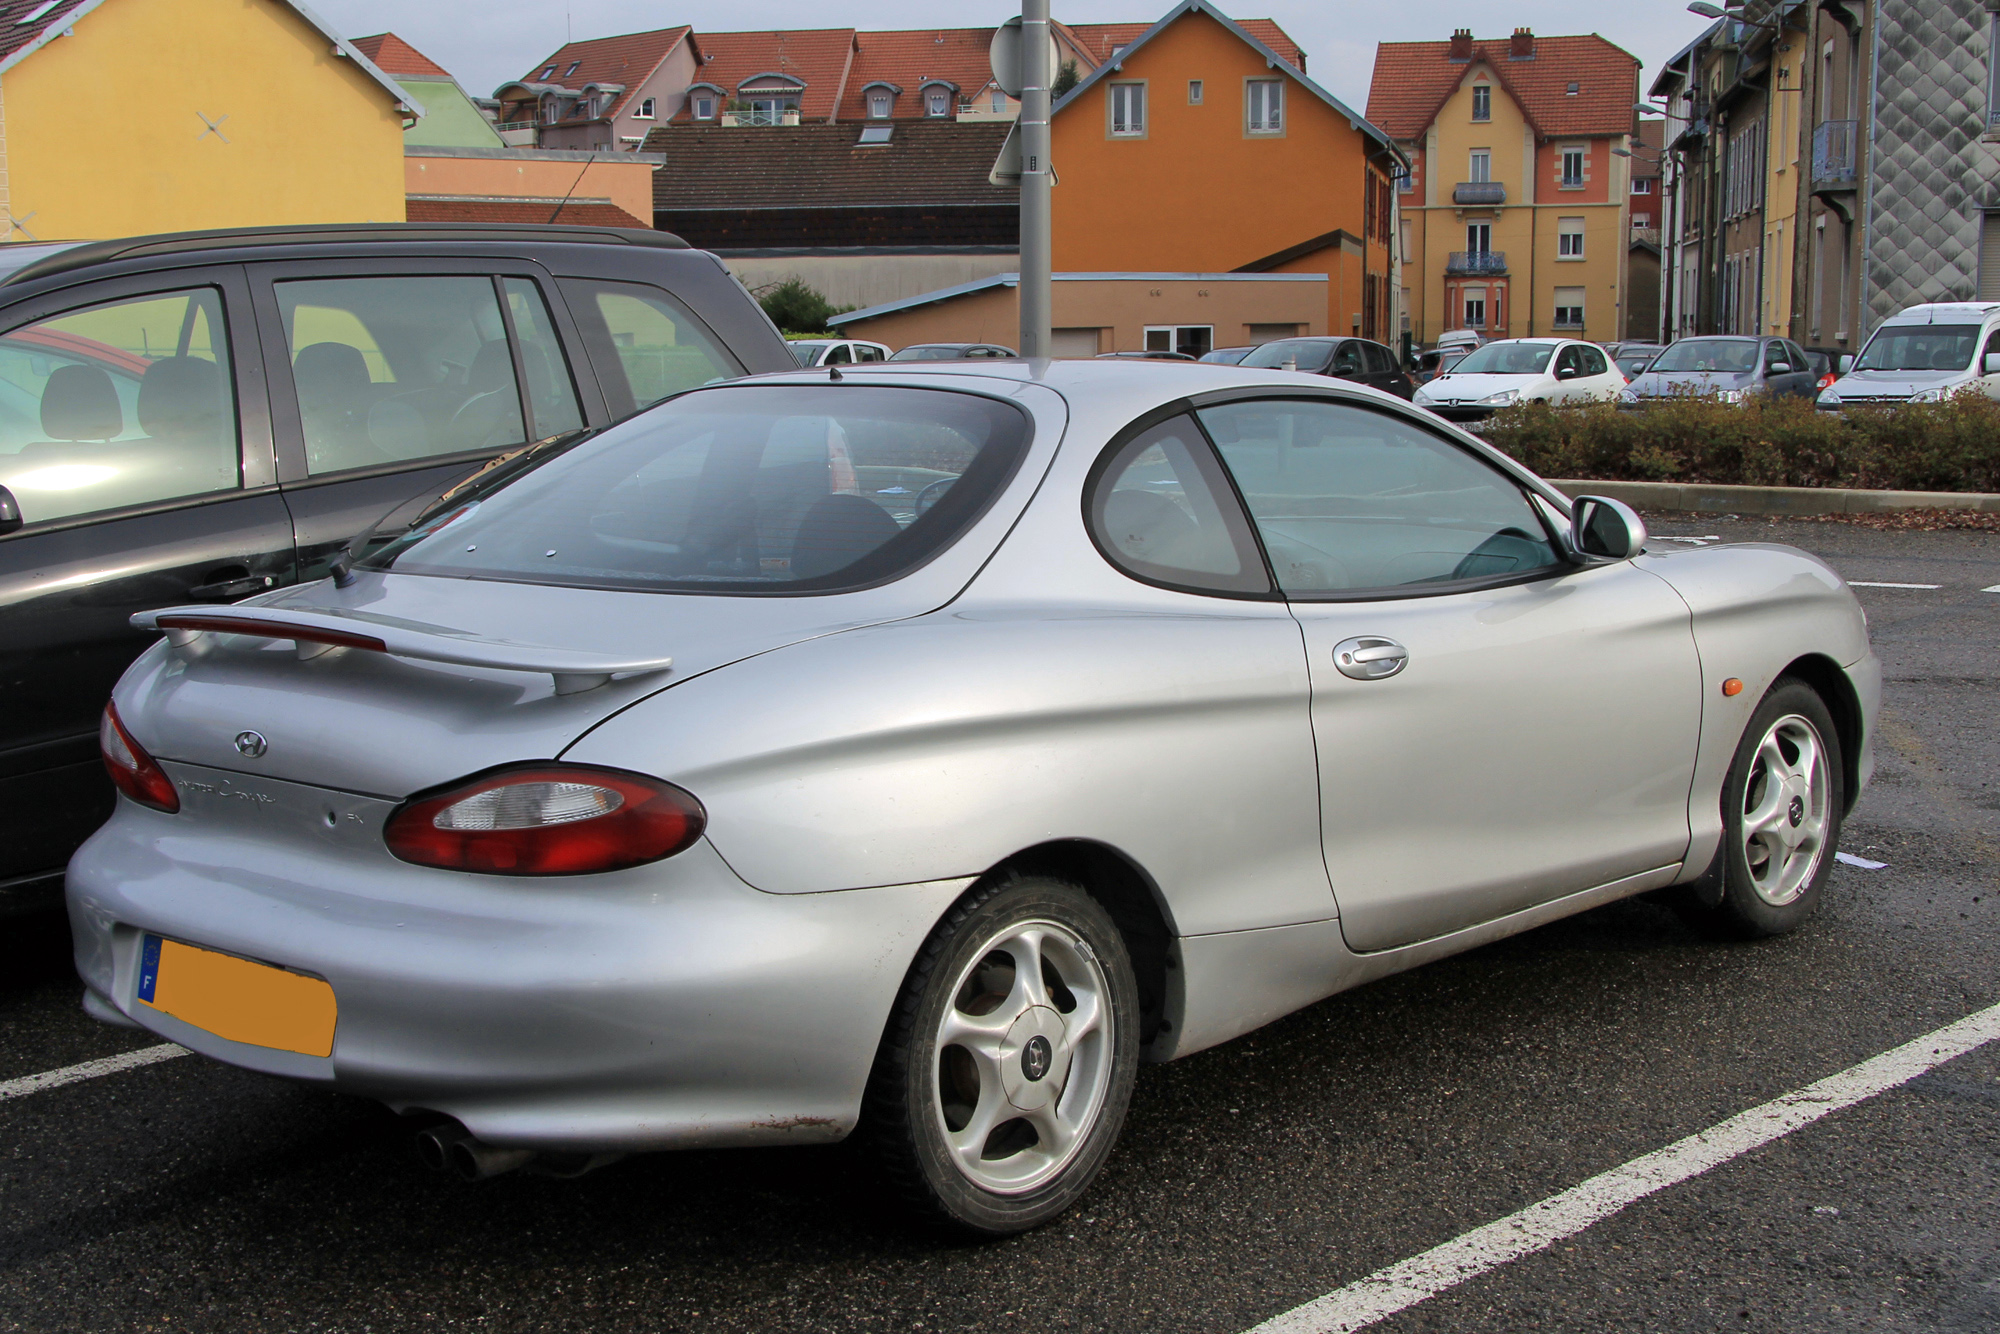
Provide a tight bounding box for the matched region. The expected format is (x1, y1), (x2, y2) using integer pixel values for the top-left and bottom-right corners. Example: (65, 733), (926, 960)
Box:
(71, 360), (1879, 1235)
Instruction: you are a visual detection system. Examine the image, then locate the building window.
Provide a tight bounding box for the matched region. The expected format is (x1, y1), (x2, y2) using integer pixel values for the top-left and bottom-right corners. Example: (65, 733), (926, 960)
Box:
(693, 95), (715, 120)
(1632, 177), (1652, 194)
(1557, 218), (1584, 258)
(1565, 82), (1579, 95)
(1990, 15), (2000, 127)
(1247, 79), (1283, 133)
(1188, 79), (1203, 104)
(1464, 291), (1487, 328)
(1396, 166), (1415, 193)
(991, 90), (1005, 111)
(1144, 325), (1214, 358)
(1466, 221), (1491, 254)
(1399, 218), (1412, 263)
(869, 90), (891, 118)
(1560, 146), (1585, 187)
(1472, 84), (1490, 121)
(540, 66), (556, 80)
(1469, 149), (1491, 183)
(926, 88), (950, 117)
(565, 61), (582, 78)
(635, 97), (656, 119)
(1553, 287), (1585, 328)
(1110, 82), (1146, 136)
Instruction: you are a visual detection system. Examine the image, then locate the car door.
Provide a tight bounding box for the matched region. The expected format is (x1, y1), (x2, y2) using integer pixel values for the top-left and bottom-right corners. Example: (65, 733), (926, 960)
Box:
(1193, 394), (1702, 951)
(1974, 330), (2000, 400)
(0, 267), (294, 894)
(250, 259), (603, 581)
(1577, 342), (1619, 399)
(1326, 339), (1365, 387)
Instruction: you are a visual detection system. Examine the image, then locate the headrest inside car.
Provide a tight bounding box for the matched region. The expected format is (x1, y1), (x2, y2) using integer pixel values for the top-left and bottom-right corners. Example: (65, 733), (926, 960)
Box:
(40, 363), (124, 442)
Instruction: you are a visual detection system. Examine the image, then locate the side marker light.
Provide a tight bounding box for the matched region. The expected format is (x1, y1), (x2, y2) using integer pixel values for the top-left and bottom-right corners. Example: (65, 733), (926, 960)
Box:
(1721, 678), (1744, 697)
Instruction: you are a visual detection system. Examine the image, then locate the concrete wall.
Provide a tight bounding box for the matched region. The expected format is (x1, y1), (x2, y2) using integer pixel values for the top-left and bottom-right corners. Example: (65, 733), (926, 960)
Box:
(5, 0), (407, 237)
(722, 251), (1021, 311)
(404, 148), (659, 220)
(836, 274), (1328, 354)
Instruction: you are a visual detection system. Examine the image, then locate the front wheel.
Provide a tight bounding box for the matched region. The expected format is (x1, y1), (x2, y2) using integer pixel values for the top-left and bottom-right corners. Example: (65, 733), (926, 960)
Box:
(863, 876), (1140, 1235)
(1676, 679), (1844, 939)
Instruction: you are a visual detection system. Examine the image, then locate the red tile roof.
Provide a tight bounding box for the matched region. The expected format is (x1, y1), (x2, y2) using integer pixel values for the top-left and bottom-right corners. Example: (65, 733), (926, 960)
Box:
(406, 196), (650, 229)
(837, 28), (1008, 121)
(1366, 33), (1639, 141)
(641, 121), (1015, 210)
(351, 32), (449, 79)
(1066, 18), (1303, 71)
(511, 25), (693, 121)
(673, 28), (859, 123)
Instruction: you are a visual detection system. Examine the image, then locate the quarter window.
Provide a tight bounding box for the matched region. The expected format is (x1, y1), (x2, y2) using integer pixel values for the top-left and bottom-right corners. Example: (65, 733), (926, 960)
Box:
(0, 287), (239, 525)
(1110, 82), (1146, 136)
(565, 280), (741, 416)
(1087, 414), (1269, 595)
(1196, 399), (1560, 596)
(1247, 79), (1283, 133)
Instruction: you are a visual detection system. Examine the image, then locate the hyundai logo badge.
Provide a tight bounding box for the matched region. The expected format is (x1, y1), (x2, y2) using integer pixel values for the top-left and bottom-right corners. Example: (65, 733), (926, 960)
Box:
(234, 730), (268, 758)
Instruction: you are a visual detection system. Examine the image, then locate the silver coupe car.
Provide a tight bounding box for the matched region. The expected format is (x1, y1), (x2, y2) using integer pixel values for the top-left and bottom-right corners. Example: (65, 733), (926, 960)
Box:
(70, 359), (1879, 1235)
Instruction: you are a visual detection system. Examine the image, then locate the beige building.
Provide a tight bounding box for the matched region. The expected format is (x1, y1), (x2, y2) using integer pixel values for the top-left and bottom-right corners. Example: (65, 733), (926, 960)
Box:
(831, 272), (1329, 356)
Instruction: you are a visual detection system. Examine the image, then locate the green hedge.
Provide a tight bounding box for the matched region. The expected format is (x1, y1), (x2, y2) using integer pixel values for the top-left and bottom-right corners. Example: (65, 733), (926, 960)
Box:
(1479, 393), (2000, 493)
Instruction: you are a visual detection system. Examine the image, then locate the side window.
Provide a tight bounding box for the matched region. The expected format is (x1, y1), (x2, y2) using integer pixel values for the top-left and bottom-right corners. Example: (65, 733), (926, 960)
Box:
(0, 287), (239, 525)
(858, 345), (886, 363)
(1555, 346), (1583, 376)
(1364, 342), (1396, 374)
(1580, 345), (1609, 376)
(825, 343), (854, 364)
(1764, 340), (1788, 372)
(501, 278), (586, 440)
(1982, 331), (2000, 371)
(1087, 414), (1270, 595)
(1196, 399), (1561, 595)
(565, 280), (740, 416)
(278, 275), (528, 475)
(1330, 341), (1363, 376)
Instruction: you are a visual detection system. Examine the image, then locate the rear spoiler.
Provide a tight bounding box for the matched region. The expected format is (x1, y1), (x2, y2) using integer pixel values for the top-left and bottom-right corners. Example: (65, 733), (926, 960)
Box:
(131, 605), (672, 696)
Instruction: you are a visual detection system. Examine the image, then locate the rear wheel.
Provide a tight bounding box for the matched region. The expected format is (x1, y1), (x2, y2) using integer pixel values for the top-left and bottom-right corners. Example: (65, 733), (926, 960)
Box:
(863, 876), (1139, 1235)
(1676, 679), (1843, 939)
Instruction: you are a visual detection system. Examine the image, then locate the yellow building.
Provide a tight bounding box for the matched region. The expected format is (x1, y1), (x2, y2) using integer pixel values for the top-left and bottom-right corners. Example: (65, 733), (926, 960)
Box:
(1368, 29), (1640, 346)
(1760, 12), (1806, 337)
(0, 0), (419, 242)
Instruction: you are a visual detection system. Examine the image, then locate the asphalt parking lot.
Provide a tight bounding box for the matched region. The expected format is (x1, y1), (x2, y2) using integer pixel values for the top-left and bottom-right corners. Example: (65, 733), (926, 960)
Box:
(3, 514), (1997, 1334)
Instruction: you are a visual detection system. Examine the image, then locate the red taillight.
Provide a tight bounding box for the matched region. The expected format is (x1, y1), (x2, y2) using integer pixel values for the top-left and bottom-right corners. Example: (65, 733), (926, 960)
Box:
(384, 766), (705, 876)
(100, 703), (179, 813)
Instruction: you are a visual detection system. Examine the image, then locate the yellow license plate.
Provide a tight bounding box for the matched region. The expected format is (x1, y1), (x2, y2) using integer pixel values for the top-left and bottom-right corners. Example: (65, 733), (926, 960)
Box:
(136, 934), (337, 1057)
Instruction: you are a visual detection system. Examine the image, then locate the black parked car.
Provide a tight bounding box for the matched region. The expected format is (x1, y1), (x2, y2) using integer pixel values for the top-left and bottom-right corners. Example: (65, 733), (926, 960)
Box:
(0, 223), (793, 915)
(1237, 336), (1416, 399)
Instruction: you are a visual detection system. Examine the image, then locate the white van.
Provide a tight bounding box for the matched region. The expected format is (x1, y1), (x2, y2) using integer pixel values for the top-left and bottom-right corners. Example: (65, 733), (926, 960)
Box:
(1818, 302), (2000, 408)
(788, 338), (891, 368)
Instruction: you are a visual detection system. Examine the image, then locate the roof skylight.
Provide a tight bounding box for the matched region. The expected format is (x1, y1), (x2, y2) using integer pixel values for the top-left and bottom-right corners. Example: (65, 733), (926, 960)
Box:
(16, 1), (60, 26)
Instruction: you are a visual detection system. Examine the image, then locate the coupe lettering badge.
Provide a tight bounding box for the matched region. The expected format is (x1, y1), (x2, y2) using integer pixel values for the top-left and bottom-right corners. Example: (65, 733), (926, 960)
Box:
(234, 731), (268, 758)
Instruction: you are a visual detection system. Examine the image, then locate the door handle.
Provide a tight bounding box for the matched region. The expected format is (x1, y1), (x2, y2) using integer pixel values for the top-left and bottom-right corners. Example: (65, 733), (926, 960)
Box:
(187, 574), (276, 601)
(1333, 636), (1409, 681)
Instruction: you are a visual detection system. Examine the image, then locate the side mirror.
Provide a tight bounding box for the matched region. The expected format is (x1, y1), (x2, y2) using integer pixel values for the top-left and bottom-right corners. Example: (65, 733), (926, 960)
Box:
(1984, 352), (2000, 376)
(0, 485), (20, 536)
(1768, 362), (1791, 374)
(1838, 354), (1854, 373)
(1555, 366), (1579, 380)
(1570, 495), (1647, 560)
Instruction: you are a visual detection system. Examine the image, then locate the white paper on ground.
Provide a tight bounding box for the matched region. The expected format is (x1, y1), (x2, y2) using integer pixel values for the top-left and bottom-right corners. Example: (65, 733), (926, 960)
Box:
(1835, 852), (1888, 869)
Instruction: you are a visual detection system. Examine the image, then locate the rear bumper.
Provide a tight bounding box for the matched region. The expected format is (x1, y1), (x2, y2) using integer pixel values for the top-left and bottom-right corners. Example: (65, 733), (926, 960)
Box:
(66, 768), (963, 1151)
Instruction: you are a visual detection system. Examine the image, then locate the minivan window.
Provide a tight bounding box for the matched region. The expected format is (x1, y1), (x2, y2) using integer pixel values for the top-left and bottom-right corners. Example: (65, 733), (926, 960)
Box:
(1854, 324), (1982, 372)
(363, 385), (1028, 593)
(279, 276), (537, 474)
(0, 287), (238, 524)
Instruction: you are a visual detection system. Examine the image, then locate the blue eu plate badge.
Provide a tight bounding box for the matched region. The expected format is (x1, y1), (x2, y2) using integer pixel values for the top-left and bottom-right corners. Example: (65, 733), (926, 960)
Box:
(138, 934), (163, 1003)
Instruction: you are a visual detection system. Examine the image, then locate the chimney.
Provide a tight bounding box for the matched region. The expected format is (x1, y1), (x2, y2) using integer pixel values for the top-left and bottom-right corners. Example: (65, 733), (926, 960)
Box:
(1448, 29), (1473, 62)
(1510, 27), (1535, 60)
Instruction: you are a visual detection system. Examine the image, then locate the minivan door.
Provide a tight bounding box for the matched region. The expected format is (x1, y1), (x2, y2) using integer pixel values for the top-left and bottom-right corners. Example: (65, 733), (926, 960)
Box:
(1194, 395), (1702, 952)
(0, 267), (293, 897)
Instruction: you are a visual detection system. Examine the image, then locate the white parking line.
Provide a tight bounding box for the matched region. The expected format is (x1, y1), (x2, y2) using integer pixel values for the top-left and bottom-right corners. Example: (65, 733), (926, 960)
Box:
(0, 1044), (187, 1103)
(1845, 581), (1942, 590)
(1245, 1000), (2000, 1334)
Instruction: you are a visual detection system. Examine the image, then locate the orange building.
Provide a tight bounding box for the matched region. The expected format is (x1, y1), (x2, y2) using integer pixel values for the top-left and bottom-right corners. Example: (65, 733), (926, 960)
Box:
(1051, 0), (1405, 346)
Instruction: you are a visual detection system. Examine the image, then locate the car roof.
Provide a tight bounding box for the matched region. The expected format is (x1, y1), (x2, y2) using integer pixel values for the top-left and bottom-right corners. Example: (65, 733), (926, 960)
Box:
(1883, 302), (2000, 324)
(0, 222), (693, 289)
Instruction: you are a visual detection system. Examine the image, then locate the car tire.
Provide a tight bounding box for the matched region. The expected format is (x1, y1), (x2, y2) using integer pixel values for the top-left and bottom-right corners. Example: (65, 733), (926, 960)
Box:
(1673, 679), (1844, 940)
(863, 874), (1140, 1236)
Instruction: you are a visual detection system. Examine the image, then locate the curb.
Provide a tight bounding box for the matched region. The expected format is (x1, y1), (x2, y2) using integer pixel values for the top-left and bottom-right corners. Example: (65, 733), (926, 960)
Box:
(1547, 479), (2000, 517)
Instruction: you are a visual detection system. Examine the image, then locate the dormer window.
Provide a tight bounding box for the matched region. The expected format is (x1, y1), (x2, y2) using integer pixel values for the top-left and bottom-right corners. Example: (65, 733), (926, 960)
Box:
(636, 98), (656, 119)
(870, 90), (891, 118)
(926, 88), (949, 117)
(693, 95), (715, 120)
(1566, 82), (1580, 95)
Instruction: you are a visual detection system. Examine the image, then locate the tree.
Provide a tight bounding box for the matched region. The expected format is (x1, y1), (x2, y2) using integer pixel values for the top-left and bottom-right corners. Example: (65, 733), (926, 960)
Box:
(1053, 60), (1079, 97)
(758, 278), (848, 334)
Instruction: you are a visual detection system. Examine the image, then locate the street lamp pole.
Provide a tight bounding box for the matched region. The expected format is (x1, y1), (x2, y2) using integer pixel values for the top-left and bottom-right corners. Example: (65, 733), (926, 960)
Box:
(1018, 0), (1052, 358)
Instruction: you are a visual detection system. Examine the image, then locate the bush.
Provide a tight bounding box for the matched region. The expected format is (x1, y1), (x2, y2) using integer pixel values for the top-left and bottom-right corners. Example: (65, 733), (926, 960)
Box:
(757, 279), (851, 335)
(1480, 391), (2000, 493)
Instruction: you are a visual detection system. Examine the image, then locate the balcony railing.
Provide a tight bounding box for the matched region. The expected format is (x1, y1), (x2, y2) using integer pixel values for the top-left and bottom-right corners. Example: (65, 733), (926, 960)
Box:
(1812, 120), (1858, 189)
(1446, 250), (1508, 276)
(721, 109), (802, 127)
(1452, 181), (1508, 206)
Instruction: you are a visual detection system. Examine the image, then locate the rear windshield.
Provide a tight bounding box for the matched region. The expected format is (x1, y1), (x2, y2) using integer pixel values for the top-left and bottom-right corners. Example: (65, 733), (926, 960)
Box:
(1239, 340), (1335, 370)
(1855, 324), (1982, 372)
(362, 385), (1029, 594)
(1449, 343), (1553, 375)
(1650, 339), (1759, 373)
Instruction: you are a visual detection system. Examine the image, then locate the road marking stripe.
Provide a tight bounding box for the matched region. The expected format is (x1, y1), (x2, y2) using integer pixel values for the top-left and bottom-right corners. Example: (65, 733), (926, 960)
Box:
(0, 1044), (188, 1103)
(1245, 1000), (2000, 1334)
(1846, 581), (1942, 589)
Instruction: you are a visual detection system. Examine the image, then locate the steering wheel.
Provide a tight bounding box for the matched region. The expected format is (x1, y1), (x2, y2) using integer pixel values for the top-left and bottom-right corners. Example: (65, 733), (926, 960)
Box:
(915, 477), (957, 518)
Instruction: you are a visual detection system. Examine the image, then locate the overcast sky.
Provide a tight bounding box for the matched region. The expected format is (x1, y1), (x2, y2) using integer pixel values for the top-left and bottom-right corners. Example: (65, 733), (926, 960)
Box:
(318, 1), (1707, 111)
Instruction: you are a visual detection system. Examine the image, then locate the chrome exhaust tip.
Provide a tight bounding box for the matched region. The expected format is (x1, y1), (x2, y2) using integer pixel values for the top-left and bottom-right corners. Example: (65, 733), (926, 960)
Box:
(445, 1136), (537, 1182)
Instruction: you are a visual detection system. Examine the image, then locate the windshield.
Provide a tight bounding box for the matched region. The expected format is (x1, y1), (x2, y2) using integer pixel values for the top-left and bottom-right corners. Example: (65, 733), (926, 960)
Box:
(1650, 340), (1759, 373)
(1448, 343), (1554, 375)
(789, 342), (829, 367)
(890, 346), (966, 361)
(1240, 340), (1336, 370)
(1855, 324), (1982, 372)
(363, 385), (1029, 594)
